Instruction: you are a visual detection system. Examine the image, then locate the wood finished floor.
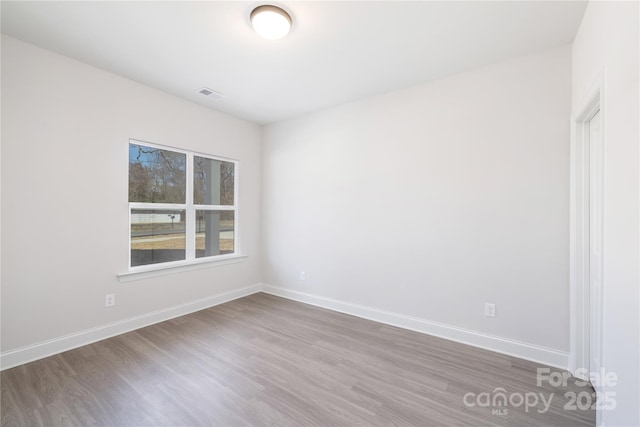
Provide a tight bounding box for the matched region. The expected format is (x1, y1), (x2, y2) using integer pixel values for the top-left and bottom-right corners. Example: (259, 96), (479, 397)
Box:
(1, 293), (594, 426)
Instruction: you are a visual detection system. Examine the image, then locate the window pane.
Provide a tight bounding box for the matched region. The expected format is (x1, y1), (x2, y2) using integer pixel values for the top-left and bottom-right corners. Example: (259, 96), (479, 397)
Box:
(194, 157), (234, 205)
(131, 209), (186, 266)
(129, 143), (186, 203)
(196, 210), (234, 258)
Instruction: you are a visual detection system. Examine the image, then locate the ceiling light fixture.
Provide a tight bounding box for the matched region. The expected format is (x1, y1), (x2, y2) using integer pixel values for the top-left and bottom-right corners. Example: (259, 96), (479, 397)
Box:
(250, 5), (292, 40)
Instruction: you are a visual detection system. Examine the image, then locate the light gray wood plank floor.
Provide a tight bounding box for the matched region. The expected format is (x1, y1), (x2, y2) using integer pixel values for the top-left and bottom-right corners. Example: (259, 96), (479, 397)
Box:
(1, 293), (595, 426)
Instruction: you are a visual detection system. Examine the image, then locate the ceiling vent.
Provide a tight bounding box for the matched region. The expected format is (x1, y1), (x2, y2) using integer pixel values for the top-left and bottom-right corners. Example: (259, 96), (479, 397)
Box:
(197, 87), (224, 99)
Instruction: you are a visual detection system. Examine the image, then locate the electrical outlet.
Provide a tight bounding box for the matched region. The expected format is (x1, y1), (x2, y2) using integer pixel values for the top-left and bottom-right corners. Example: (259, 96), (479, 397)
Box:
(105, 293), (115, 307)
(300, 271), (306, 281)
(485, 303), (496, 317)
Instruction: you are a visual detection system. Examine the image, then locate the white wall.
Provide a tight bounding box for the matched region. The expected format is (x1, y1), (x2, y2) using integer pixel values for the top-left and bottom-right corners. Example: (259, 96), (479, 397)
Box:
(262, 46), (572, 365)
(572, 2), (639, 426)
(1, 36), (262, 362)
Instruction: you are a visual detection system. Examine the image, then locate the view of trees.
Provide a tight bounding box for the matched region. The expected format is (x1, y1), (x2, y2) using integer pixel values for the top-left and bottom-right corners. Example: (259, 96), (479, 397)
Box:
(128, 144), (186, 204)
(194, 156), (235, 205)
(128, 144), (235, 206)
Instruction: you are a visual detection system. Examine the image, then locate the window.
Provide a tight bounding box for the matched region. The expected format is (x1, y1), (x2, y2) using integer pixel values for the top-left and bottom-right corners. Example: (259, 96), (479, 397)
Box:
(128, 140), (237, 269)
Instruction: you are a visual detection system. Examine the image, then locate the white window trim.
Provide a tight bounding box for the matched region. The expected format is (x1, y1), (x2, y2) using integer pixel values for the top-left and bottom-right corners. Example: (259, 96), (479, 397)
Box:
(124, 139), (241, 275)
(117, 254), (247, 283)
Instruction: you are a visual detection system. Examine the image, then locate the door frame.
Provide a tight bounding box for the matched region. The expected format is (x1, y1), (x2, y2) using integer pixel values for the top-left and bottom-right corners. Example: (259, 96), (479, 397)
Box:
(569, 69), (606, 384)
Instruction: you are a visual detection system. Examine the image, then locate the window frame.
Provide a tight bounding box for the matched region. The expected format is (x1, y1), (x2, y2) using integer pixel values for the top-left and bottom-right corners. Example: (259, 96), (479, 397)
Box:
(128, 139), (240, 272)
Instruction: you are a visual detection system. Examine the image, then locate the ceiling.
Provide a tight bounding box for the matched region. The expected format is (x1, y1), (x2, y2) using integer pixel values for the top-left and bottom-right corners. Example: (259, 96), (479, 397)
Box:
(1, 1), (587, 124)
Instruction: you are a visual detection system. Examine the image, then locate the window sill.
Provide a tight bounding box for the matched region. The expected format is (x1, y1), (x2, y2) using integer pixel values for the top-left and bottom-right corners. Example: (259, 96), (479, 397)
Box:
(117, 254), (247, 283)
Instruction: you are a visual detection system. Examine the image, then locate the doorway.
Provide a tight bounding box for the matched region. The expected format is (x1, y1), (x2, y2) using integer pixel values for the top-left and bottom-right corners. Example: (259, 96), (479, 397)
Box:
(570, 73), (604, 424)
(587, 109), (603, 382)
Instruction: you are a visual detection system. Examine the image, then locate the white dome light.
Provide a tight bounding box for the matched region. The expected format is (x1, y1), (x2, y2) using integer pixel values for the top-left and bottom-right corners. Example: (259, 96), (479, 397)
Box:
(250, 5), (292, 40)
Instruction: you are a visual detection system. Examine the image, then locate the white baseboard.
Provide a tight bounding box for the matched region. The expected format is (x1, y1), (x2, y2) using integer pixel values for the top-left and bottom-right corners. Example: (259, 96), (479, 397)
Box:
(261, 284), (569, 370)
(1, 283), (569, 371)
(0, 283), (262, 371)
